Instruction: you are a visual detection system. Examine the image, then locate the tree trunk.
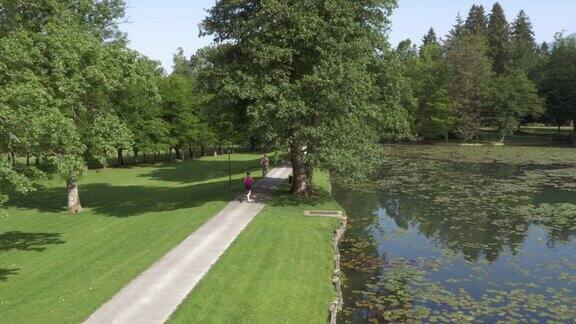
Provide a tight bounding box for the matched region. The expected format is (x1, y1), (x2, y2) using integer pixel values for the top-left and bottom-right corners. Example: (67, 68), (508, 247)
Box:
(213, 147), (217, 157)
(133, 148), (139, 164)
(573, 120), (575, 133)
(250, 136), (256, 152)
(189, 146), (194, 160)
(67, 177), (83, 213)
(10, 151), (15, 167)
(26, 154), (30, 167)
(117, 148), (124, 167)
(201, 145), (205, 157)
(500, 129), (506, 143)
(558, 124), (561, 135)
(290, 144), (314, 196)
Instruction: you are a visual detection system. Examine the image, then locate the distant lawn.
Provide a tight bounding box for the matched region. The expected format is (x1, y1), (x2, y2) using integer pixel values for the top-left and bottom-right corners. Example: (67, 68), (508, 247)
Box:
(0, 154), (262, 323)
(478, 126), (574, 145)
(480, 130), (552, 144)
(168, 171), (341, 323)
(520, 125), (573, 135)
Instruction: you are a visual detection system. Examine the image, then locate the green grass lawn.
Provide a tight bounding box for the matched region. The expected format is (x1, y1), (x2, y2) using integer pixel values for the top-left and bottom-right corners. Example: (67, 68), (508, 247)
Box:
(168, 171), (341, 324)
(0, 154), (262, 323)
(480, 126), (575, 144)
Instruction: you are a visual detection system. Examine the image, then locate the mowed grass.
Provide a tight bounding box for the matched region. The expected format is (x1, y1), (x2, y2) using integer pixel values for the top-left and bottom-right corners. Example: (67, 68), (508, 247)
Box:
(0, 154), (262, 323)
(168, 171), (341, 324)
(481, 126), (575, 145)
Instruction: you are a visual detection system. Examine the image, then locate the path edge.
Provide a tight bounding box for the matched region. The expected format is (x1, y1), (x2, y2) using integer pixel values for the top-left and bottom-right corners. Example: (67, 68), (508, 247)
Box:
(325, 175), (347, 324)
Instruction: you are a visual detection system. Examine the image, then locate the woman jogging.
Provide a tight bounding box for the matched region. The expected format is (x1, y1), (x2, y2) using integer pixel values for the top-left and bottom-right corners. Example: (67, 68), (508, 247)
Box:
(244, 172), (254, 203)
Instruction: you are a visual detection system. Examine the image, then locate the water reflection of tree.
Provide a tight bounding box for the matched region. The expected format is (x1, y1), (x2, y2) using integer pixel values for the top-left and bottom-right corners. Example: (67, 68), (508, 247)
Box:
(380, 193), (528, 263)
(376, 149), (575, 262)
(333, 186), (390, 322)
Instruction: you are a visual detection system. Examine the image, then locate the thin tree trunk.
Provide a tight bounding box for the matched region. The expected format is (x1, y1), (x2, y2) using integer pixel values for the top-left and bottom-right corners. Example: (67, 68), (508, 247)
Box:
(213, 146), (217, 157)
(290, 144), (314, 196)
(67, 177), (83, 213)
(250, 136), (256, 152)
(117, 148), (124, 167)
(26, 154), (30, 167)
(133, 148), (139, 164)
(189, 146), (194, 160)
(176, 148), (182, 160)
(201, 145), (205, 157)
(10, 151), (15, 167)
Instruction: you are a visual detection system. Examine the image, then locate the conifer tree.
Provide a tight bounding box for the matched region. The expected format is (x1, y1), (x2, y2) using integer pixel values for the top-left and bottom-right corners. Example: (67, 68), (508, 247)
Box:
(487, 3), (511, 74)
(446, 33), (493, 140)
(511, 10), (537, 72)
(447, 13), (466, 42)
(465, 4), (488, 35)
(422, 28), (439, 46)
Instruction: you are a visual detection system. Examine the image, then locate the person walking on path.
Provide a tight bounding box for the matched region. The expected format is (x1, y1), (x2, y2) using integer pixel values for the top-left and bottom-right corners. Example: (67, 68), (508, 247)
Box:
(261, 154), (270, 178)
(244, 172), (254, 203)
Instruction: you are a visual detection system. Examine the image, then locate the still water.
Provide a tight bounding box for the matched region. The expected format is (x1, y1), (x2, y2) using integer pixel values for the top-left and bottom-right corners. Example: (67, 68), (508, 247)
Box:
(333, 145), (576, 323)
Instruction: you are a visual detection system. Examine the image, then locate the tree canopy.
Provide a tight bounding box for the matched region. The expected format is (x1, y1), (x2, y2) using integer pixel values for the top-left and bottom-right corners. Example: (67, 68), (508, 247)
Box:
(200, 0), (408, 195)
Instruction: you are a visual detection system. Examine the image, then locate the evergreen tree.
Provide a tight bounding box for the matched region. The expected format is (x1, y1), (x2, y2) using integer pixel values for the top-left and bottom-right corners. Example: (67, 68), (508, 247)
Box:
(511, 10), (537, 72)
(446, 33), (493, 140)
(465, 4), (488, 35)
(422, 27), (439, 46)
(415, 41), (449, 138)
(487, 3), (511, 74)
(540, 42), (550, 54)
(447, 13), (466, 42)
(540, 36), (576, 132)
(426, 87), (455, 140)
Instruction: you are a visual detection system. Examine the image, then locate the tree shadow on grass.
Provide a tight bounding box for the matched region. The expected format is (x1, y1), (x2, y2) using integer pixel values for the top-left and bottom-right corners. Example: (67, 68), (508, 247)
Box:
(267, 186), (334, 208)
(141, 158), (262, 184)
(0, 231), (64, 283)
(0, 231), (65, 252)
(0, 268), (19, 282)
(6, 179), (242, 217)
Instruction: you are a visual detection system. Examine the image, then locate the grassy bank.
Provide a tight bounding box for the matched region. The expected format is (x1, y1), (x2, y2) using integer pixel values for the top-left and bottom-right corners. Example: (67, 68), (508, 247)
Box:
(0, 154), (262, 323)
(168, 171), (342, 323)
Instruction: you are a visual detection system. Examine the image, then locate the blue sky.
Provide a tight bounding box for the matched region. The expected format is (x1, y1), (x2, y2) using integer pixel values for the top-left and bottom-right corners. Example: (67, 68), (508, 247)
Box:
(120, 0), (576, 72)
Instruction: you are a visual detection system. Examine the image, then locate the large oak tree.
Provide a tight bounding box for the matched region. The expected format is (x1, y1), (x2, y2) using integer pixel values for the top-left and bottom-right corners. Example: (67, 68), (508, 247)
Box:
(200, 0), (406, 195)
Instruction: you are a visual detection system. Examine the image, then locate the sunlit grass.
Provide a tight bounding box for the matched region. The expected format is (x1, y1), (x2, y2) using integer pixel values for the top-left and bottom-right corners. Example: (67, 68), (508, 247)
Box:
(0, 154), (262, 323)
(169, 171), (341, 323)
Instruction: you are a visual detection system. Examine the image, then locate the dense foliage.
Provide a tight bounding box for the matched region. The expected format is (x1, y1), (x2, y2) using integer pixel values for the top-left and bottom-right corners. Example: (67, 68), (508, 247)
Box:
(404, 3), (574, 141)
(200, 0), (410, 194)
(0, 1), (217, 211)
(1, 1), (575, 206)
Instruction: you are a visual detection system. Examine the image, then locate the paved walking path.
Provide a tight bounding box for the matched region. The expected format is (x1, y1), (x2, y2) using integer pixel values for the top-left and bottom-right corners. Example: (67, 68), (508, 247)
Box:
(85, 166), (292, 324)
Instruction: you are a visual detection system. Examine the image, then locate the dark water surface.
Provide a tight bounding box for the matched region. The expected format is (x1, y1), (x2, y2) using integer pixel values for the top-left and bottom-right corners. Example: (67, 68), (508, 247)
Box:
(334, 145), (576, 323)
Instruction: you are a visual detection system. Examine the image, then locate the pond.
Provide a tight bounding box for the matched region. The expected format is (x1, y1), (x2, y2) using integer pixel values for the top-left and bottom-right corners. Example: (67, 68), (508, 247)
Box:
(333, 145), (576, 323)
